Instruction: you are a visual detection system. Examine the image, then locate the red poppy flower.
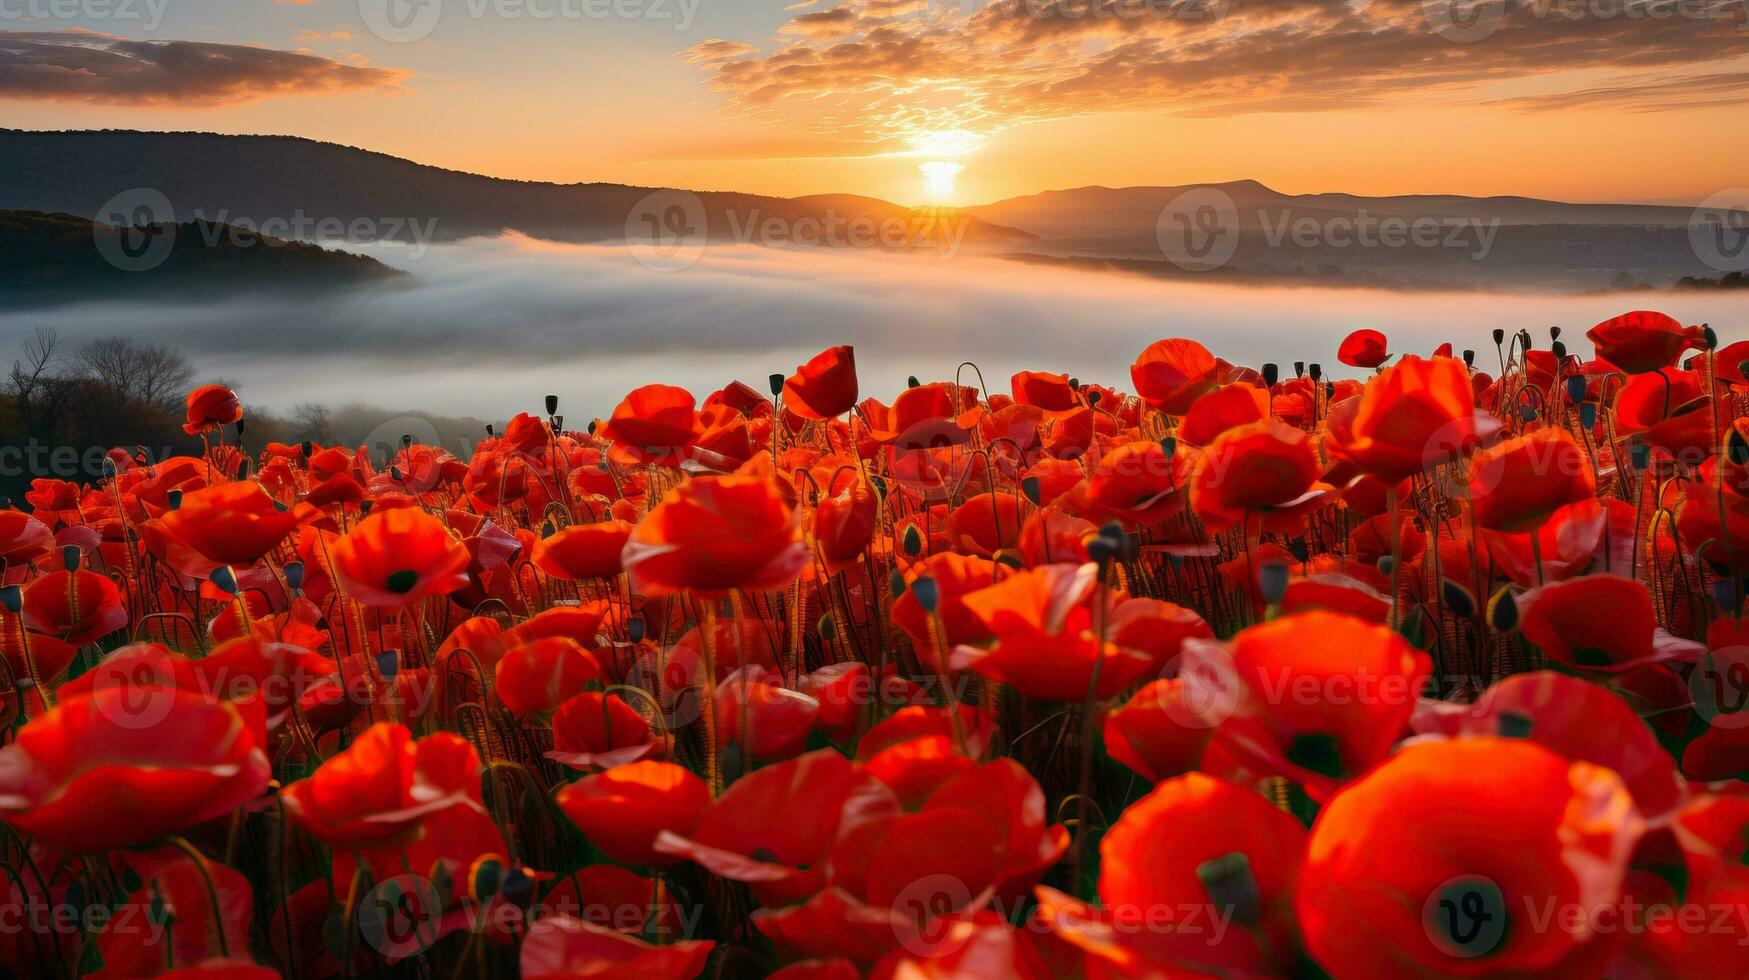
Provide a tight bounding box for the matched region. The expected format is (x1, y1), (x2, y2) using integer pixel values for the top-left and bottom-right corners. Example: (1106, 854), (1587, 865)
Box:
(950, 563), (1153, 701)
(1010, 370), (1077, 411)
(21, 569), (128, 645)
(495, 636), (602, 716)
(869, 383), (983, 450)
(754, 759), (1068, 962)
(945, 492), (1024, 558)
(1064, 439), (1194, 528)
(1587, 310), (1707, 374)
(0, 686), (269, 852)
(1038, 773), (1306, 975)
(713, 667), (822, 761)
(1465, 428), (1596, 533)
(547, 691), (663, 770)
(557, 761), (710, 867)
(1482, 498), (1629, 587)
(280, 723), (483, 848)
(92, 849), (255, 980)
(622, 474), (808, 596)
(1326, 355), (1500, 479)
(1178, 383), (1270, 446)
(331, 507), (471, 607)
(1203, 611), (1431, 798)
(600, 384), (700, 466)
(154, 481), (302, 566)
(784, 346), (859, 421)
(1338, 328), (1392, 368)
(1131, 338), (1222, 414)
(1190, 420), (1325, 532)
(1297, 739), (1642, 980)
(0, 510), (53, 568)
(655, 748), (896, 905)
(1103, 679), (1216, 781)
(501, 410), (551, 453)
(521, 915), (714, 980)
(869, 918), (1050, 980)
(813, 474), (878, 571)
(183, 384), (243, 435)
(1518, 574), (1703, 673)
(534, 520), (635, 582)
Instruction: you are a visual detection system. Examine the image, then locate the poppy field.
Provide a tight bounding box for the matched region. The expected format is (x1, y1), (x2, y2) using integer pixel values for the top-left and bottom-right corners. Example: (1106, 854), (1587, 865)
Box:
(4, 309), (1749, 979)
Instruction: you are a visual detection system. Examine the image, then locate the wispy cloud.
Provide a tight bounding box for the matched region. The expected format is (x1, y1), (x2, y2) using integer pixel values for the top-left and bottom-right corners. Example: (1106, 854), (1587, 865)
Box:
(0, 28), (408, 106)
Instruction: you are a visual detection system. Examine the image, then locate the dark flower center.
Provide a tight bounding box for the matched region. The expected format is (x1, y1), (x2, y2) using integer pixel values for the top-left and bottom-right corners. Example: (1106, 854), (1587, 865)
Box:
(386, 570), (420, 594)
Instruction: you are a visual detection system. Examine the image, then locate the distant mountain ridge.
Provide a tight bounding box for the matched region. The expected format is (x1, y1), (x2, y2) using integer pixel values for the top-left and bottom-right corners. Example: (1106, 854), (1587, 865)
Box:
(965, 180), (1697, 240)
(0, 129), (1033, 251)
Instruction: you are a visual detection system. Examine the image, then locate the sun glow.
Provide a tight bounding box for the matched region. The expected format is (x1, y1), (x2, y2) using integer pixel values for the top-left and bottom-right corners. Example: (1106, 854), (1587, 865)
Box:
(919, 160), (965, 202)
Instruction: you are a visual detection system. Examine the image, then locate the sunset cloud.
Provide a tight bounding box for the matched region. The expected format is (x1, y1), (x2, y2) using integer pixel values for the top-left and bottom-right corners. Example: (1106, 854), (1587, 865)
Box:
(684, 0), (1749, 154)
(0, 29), (408, 106)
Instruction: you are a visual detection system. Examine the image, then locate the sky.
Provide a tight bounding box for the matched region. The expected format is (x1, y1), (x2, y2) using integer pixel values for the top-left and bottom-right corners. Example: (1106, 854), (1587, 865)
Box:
(1, 1), (1747, 206)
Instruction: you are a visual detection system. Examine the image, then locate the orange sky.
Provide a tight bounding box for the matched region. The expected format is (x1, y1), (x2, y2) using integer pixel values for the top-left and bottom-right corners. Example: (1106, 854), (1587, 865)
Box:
(2, 2), (1746, 205)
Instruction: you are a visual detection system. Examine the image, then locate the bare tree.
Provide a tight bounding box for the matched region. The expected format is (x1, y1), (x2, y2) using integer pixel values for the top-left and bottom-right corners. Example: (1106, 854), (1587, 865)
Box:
(76, 337), (195, 414)
(291, 402), (335, 444)
(8, 327), (62, 429)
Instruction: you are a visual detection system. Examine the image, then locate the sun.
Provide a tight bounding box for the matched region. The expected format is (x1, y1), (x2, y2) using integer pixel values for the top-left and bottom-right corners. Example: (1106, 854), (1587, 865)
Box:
(919, 161), (965, 203)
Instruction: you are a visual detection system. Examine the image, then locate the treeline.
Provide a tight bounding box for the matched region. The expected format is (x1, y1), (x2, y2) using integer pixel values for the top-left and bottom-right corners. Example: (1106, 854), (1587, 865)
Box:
(1, 329), (492, 505)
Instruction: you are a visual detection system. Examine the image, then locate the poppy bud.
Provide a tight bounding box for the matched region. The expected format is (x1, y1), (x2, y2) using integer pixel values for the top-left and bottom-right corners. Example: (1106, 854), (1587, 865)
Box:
(390, 466), (403, 482)
(907, 376), (921, 389)
(486, 424), (495, 436)
(1086, 389), (1101, 408)
(1196, 853), (1262, 928)
(1703, 324), (1717, 349)
(1294, 361), (1305, 377)
(1287, 538), (1309, 563)
(236, 458), (250, 481)
(1551, 341), (1566, 360)
(1068, 377), (1080, 390)
(902, 524), (923, 557)
(283, 561), (305, 592)
(167, 489), (183, 511)
(1549, 326), (1562, 341)
(1580, 403), (1597, 429)
(0, 585), (20, 614)
(503, 867), (537, 909)
(235, 419), (246, 436)
(1441, 578), (1476, 618)
(360, 499), (374, 515)
(868, 475), (887, 499)
(1308, 363), (1322, 382)
(911, 575), (939, 613)
(889, 569), (907, 599)
(627, 616), (646, 643)
(1262, 363), (1279, 386)
(1020, 475), (1041, 505)
(301, 440), (313, 458)
(587, 420), (598, 435)
(1497, 712), (1533, 739)
(1564, 376), (1587, 404)
(1738, 360), (1749, 381)
(376, 649), (400, 681)
(210, 566), (239, 594)
(545, 395), (560, 415)
(1463, 349), (1475, 367)
(1259, 563), (1289, 606)
(469, 857), (505, 903)
(1087, 536), (1115, 565)
(1487, 586), (1520, 633)
(1377, 555), (1396, 577)
(1492, 329), (1506, 346)
(768, 374), (785, 397)
(1519, 404), (1537, 423)
(817, 612), (835, 640)
(1326, 382), (1336, 398)
(1629, 442), (1652, 470)
(1161, 437), (1177, 459)
(62, 545), (80, 572)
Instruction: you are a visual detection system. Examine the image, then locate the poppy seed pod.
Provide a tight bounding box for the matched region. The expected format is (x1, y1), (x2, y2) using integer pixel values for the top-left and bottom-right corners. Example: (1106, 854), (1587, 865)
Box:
(1549, 326), (1562, 341)
(167, 488), (183, 510)
(62, 545), (80, 572)
(1086, 389), (1101, 407)
(1262, 363), (1279, 386)
(1308, 363), (1322, 382)
(912, 575), (940, 613)
(283, 561), (305, 592)
(1565, 375), (1588, 404)
(1492, 328), (1506, 345)
(768, 373), (785, 397)
(546, 394), (559, 415)
(1463, 349), (1476, 366)
(0, 585), (20, 614)
(627, 616), (645, 643)
(376, 649), (401, 681)
(907, 375), (921, 388)
(209, 566), (239, 594)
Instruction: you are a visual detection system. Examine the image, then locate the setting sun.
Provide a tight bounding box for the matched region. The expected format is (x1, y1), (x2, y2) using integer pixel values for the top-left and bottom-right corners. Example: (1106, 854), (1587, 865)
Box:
(919, 160), (965, 202)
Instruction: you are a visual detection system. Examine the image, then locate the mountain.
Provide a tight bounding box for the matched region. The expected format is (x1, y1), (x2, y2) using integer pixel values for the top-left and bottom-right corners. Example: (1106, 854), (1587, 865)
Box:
(0, 209), (405, 306)
(966, 180), (1697, 240)
(0, 130), (1035, 251)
